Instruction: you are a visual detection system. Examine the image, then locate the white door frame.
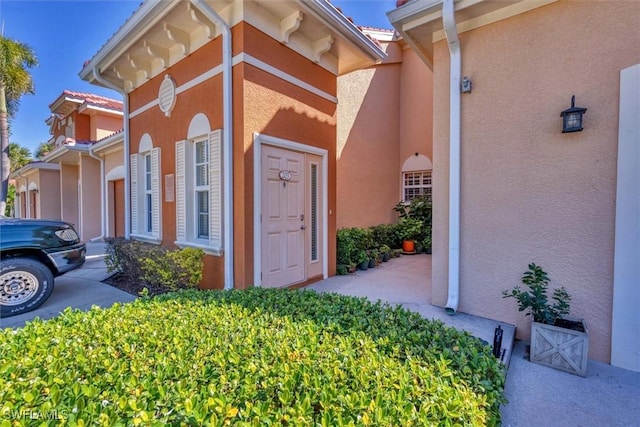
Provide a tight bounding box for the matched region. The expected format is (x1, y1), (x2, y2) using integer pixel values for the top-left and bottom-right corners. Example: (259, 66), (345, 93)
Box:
(253, 132), (328, 287)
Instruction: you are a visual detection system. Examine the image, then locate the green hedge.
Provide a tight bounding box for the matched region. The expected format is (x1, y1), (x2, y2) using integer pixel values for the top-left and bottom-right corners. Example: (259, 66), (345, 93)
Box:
(0, 289), (505, 425)
(105, 238), (204, 291)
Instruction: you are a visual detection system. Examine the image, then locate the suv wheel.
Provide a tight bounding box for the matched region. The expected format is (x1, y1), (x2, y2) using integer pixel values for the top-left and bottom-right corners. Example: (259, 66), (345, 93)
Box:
(0, 258), (54, 318)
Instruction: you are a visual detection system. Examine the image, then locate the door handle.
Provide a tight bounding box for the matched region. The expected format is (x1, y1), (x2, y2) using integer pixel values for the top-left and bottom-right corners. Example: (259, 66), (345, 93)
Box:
(300, 224), (306, 230)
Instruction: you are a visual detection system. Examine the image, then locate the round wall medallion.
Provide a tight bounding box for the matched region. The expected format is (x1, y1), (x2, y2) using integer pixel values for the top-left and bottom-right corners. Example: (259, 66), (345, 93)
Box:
(158, 75), (177, 117)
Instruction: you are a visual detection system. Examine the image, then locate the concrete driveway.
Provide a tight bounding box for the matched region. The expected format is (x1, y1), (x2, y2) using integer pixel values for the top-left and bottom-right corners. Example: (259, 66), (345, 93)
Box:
(0, 242), (136, 329)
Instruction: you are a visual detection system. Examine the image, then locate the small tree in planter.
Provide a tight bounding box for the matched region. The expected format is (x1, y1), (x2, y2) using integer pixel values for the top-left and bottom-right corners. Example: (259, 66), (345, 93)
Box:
(503, 263), (589, 376)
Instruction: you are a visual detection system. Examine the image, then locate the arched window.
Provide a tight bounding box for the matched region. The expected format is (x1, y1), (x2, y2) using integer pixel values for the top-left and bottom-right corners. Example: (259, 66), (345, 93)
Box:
(401, 154), (433, 202)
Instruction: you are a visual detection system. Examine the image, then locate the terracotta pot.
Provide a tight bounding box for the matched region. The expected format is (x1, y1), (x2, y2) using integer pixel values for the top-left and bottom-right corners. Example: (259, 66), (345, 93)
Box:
(402, 240), (415, 252)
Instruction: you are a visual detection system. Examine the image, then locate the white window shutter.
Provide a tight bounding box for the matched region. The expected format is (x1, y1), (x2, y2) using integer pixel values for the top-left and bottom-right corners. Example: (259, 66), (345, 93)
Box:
(151, 147), (161, 239)
(175, 141), (186, 242)
(209, 130), (223, 248)
(130, 154), (139, 235)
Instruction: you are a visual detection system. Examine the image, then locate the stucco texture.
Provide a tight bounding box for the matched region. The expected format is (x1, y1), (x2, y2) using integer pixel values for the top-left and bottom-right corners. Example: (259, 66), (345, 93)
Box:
(128, 37), (225, 290)
(337, 42), (433, 229)
(127, 22), (338, 290)
(431, 1), (640, 362)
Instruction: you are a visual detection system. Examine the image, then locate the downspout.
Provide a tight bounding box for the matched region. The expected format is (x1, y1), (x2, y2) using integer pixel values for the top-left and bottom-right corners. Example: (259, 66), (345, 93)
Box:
(92, 69), (130, 239)
(88, 148), (106, 241)
(191, 0), (234, 290)
(443, 0), (461, 315)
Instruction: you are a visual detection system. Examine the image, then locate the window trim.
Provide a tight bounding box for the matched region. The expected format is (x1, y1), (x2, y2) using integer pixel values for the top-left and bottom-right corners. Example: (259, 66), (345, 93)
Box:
(402, 169), (432, 203)
(130, 147), (161, 241)
(175, 129), (223, 256)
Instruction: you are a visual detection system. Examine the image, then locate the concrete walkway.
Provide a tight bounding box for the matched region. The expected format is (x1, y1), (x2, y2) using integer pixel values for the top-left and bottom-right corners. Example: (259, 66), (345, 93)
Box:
(2, 245), (639, 425)
(308, 255), (640, 427)
(306, 254), (517, 365)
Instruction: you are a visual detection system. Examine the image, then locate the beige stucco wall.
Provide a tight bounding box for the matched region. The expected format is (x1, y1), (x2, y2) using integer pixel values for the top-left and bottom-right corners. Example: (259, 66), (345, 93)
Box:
(399, 47), (433, 176)
(431, 1), (640, 363)
(60, 164), (79, 229)
(92, 115), (123, 141)
(337, 41), (401, 228)
(103, 147), (124, 175)
(39, 169), (61, 220)
(336, 41), (433, 229)
(79, 156), (102, 240)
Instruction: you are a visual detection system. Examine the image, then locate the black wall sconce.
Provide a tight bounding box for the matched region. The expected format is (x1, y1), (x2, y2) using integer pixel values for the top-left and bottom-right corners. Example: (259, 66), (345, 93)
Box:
(560, 95), (587, 133)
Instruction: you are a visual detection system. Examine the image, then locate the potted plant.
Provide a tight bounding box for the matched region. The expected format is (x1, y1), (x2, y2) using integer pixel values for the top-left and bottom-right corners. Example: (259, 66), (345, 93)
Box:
(503, 263), (589, 376)
(396, 218), (422, 253)
(356, 250), (369, 271)
(367, 248), (378, 268)
(379, 244), (391, 262)
(421, 235), (432, 255)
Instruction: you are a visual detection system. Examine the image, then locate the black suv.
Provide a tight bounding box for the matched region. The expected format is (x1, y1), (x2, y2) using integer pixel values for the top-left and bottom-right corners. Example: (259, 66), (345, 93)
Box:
(1, 217), (86, 318)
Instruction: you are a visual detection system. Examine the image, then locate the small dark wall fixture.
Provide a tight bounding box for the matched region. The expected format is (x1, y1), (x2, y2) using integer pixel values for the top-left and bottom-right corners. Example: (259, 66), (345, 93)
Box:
(561, 95), (587, 133)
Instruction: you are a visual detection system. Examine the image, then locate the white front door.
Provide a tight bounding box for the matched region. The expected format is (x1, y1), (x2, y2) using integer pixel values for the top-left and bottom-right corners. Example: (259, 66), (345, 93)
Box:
(261, 145), (305, 287)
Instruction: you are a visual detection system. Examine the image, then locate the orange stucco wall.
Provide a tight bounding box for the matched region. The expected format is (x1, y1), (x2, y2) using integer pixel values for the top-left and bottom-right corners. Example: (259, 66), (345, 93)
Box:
(431, 1), (640, 363)
(239, 22), (337, 286)
(337, 41), (433, 229)
(128, 36), (225, 289)
(127, 21), (338, 290)
(74, 111), (91, 141)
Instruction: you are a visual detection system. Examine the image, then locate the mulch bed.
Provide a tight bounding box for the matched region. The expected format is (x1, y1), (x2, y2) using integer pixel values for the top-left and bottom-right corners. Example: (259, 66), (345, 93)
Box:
(103, 273), (172, 297)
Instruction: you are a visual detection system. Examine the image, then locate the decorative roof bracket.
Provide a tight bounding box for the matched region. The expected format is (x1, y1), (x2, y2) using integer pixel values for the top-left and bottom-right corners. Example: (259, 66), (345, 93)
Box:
(280, 10), (303, 43)
(312, 35), (333, 63)
(143, 40), (170, 69)
(163, 22), (191, 56)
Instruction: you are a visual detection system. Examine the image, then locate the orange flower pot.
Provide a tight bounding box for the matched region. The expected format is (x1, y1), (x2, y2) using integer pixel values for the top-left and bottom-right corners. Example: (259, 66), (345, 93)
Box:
(402, 240), (415, 253)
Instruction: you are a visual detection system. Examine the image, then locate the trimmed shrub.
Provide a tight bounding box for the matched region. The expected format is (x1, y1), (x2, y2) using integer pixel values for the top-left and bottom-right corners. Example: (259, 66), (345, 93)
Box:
(105, 238), (204, 290)
(0, 289), (505, 425)
(139, 247), (204, 290)
(370, 223), (401, 249)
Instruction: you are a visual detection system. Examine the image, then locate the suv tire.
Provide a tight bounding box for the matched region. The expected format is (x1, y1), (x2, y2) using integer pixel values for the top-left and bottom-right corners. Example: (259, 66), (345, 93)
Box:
(0, 258), (55, 318)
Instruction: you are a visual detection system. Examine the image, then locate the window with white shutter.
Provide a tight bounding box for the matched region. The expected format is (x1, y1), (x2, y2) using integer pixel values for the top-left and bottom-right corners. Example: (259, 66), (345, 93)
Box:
(174, 129), (223, 255)
(130, 147), (161, 241)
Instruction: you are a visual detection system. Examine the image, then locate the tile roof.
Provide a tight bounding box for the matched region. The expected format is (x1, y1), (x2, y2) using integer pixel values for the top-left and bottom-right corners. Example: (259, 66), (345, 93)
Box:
(58, 90), (123, 112)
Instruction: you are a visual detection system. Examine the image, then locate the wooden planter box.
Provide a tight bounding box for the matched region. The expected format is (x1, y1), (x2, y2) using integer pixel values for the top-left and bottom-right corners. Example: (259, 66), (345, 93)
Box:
(530, 317), (589, 377)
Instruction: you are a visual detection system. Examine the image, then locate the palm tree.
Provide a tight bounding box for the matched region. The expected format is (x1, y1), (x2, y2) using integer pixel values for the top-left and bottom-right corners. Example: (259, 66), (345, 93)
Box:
(9, 143), (32, 172)
(0, 35), (38, 215)
(35, 141), (54, 159)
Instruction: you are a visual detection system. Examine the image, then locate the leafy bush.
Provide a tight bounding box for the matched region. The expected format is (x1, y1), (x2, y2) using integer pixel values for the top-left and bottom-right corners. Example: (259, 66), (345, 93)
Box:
(394, 196), (432, 227)
(105, 238), (204, 290)
(0, 289), (506, 425)
(503, 263), (571, 325)
(395, 217), (423, 242)
(140, 247), (204, 290)
(394, 197), (432, 245)
(370, 223), (401, 249)
(336, 228), (374, 269)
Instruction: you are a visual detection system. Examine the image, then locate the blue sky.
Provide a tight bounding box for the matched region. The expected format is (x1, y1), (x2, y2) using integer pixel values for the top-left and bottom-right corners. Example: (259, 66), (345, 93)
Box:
(1, 0), (396, 155)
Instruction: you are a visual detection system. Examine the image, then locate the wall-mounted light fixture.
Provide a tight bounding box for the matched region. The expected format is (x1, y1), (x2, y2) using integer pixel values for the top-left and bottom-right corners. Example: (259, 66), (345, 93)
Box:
(560, 95), (587, 133)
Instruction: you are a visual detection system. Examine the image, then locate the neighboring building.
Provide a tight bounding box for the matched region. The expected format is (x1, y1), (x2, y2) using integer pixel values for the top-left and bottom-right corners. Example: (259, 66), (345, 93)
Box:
(11, 162), (61, 220)
(337, 27), (433, 229)
(11, 90), (124, 241)
(80, 0), (386, 290)
(389, 0), (640, 370)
